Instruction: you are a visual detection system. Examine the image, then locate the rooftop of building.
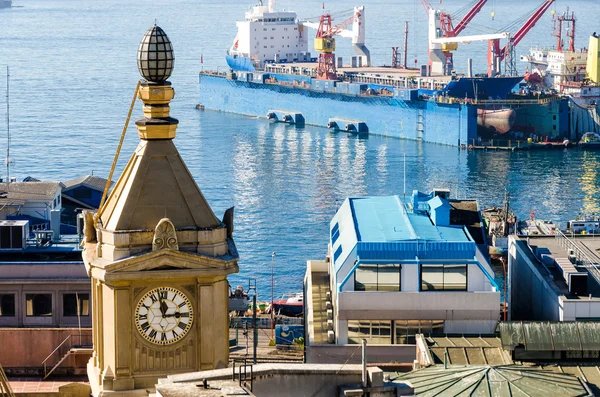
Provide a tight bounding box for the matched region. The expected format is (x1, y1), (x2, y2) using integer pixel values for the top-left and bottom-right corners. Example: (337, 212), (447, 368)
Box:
(0, 181), (62, 202)
(0, 233), (82, 261)
(63, 175), (111, 191)
(448, 199), (485, 245)
(350, 195), (471, 243)
(330, 192), (483, 272)
(391, 364), (595, 396)
(393, 324), (600, 396)
(422, 335), (509, 366)
(514, 235), (600, 299)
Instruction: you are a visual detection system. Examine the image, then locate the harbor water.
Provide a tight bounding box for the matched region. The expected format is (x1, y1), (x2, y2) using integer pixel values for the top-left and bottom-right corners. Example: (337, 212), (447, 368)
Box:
(1, 0), (600, 295)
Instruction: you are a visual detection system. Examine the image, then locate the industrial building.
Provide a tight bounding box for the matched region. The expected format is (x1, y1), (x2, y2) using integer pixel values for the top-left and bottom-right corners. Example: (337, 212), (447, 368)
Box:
(508, 233), (600, 321)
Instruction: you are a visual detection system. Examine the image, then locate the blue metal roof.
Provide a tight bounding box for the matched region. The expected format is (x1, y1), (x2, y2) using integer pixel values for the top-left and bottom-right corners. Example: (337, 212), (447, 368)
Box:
(351, 195), (471, 243)
(331, 194), (477, 274)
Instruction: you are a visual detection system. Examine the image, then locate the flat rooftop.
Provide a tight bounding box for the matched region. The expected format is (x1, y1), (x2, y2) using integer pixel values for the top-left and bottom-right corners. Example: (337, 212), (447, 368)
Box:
(518, 235), (600, 299)
(350, 196), (471, 243)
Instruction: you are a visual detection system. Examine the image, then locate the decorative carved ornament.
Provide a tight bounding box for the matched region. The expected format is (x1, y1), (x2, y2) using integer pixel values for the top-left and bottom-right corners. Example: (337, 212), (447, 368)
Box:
(152, 218), (179, 251)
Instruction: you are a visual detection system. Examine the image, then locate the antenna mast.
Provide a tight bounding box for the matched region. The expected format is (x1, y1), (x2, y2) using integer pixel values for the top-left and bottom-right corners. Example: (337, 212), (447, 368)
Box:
(5, 66), (10, 186)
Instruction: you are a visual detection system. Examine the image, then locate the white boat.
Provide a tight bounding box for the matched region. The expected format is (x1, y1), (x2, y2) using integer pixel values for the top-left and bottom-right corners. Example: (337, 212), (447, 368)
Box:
(566, 217), (600, 234)
(518, 219), (556, 236)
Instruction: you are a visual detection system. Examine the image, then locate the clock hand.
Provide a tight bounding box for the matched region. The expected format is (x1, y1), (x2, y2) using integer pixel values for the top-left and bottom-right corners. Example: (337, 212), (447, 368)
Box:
(159, 299), (167, 317)
(164, 312), (181, 318)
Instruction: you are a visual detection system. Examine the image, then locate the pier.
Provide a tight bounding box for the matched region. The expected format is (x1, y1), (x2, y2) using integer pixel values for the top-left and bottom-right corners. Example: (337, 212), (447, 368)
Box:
(466, 138), (572, 151)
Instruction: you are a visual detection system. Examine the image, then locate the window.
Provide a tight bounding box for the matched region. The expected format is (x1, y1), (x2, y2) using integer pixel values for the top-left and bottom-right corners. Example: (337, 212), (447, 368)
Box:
(395, 320), (444, 344)
(331, 222), (340, 244)
(63, 293), (90, 316)
(355, 264), (401, 291)
(0, 294), (15, 316)
(348, 320), (392, 344)
(421, 264), (467, 291)
(333, 245), (343, 262)
(26, 294), (52, 316)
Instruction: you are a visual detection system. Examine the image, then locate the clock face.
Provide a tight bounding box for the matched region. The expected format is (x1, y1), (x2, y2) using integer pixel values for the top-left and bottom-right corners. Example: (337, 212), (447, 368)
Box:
(135, 287), (194, 345)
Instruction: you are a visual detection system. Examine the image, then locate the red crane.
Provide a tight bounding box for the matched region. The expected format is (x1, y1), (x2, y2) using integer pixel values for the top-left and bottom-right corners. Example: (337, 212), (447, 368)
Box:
(314, 13), (355, 80)
(488, 0), (555, 75)
(453, 0), (488, 36)
(420, 0), (488, 38)
(420, 0), (488, 71)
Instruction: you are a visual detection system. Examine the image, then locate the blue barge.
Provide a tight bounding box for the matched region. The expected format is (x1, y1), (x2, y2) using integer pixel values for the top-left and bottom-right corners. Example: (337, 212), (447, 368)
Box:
(199, 71), (529, 146)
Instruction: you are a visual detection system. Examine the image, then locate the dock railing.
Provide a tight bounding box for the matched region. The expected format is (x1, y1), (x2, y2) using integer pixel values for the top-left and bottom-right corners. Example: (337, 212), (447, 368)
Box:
(555, 230), (600, 284)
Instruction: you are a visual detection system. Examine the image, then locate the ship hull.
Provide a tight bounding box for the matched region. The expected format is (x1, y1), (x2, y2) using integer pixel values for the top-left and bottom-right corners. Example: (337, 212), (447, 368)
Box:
(199, 74), (478, 146)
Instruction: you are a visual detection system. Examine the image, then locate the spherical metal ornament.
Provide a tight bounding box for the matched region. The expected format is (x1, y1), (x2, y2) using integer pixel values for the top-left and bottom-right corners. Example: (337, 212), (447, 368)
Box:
(137, 25), (174, 83)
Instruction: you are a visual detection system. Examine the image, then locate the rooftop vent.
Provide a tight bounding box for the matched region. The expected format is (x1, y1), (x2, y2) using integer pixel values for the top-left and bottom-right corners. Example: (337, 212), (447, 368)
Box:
(569, 273), (588, 296)
(0, 220), (29, 250)
(432, 188), (450, 200)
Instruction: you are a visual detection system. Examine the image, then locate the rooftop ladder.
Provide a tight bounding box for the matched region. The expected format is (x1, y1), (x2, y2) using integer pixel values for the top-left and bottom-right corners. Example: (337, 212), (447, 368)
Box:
(0, 361), (15, 397)
(42, 334), (93, 380)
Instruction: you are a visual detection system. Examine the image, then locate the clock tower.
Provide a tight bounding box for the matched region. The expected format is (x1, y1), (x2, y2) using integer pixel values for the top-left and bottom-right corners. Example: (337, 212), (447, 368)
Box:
(82, 25), (239, 397)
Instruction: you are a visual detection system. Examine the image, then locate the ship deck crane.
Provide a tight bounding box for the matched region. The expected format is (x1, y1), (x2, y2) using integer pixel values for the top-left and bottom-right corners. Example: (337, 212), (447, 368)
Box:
(314, 13), (356, 80)
(421, 0), (488, 75)
(488, 0), (555, 76)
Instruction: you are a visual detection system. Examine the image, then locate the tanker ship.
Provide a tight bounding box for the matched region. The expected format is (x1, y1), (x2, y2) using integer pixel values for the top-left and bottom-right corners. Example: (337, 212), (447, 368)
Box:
(199, 0), (560, 146)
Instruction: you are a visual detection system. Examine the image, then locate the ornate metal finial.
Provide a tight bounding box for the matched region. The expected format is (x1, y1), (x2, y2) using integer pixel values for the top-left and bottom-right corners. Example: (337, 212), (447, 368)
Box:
(152, 218), (179, 251)
(137, 25), (174, 83)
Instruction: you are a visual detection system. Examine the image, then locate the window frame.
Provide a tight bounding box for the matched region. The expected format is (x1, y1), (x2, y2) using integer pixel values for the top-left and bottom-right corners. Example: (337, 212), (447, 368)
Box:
(347, 320), (392, 344)
(420, 263), (468, 291)
(62, 292), (90, 317)
(0, 293), (16, 317)
(354, 263), (401, 292)
(25, 293), (54, 317)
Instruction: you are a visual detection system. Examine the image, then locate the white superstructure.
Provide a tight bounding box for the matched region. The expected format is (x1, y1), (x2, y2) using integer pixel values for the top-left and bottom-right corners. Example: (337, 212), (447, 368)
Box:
(521, 47), (600, 105)
(229, 0), (309, 67)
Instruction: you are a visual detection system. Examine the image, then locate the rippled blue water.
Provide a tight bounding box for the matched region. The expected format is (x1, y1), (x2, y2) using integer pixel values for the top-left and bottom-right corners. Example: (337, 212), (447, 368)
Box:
(1, 0), (600, 296)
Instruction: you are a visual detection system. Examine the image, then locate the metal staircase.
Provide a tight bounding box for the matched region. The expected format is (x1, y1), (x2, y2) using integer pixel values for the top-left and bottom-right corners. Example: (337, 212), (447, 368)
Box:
(0, 361), (15, 397)
(42, 334), (93, 380)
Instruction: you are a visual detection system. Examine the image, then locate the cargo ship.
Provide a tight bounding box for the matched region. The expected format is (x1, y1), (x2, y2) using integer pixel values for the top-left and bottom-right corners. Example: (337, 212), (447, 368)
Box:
(199, 0), (560, 146)
(519, 9), (600, 138)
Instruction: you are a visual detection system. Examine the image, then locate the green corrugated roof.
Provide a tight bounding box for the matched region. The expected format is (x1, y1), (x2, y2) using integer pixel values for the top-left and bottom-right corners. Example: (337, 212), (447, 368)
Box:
(392, 365), (593, 397)
(498, 322), (600, 351)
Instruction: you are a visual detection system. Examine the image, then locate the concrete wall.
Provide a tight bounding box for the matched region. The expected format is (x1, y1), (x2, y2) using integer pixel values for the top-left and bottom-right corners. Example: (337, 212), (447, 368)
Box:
(0, 328), (92, 375)
(561, 295), (600, 321)
(508, 237), (561, 321)
(338, 290), (499, 334)
(252, 372), (362, 397)
(306, 344), (416, 365)
(0, 262), (90, 327)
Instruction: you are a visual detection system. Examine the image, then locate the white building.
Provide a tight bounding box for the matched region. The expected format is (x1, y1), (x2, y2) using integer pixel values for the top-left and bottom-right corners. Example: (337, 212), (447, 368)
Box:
(508, 233), (600, 321)
(228, 0), (309, 68)
(305, 191), (500, 364)
(0, 181), (63, 240)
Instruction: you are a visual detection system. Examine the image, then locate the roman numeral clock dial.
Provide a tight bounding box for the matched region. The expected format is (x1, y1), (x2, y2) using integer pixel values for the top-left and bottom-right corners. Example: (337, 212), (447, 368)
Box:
(135, 287), (194, 345)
